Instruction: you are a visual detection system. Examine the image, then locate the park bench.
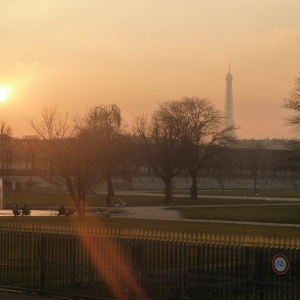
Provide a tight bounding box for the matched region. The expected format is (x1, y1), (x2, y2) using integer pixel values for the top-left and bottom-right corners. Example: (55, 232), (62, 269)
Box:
(21, 209), (31, 216)
(96, 207), (106, 214)
(58, 207), (76, 217)
(113, 200), (125, 209)
(12, 210), (21, 217)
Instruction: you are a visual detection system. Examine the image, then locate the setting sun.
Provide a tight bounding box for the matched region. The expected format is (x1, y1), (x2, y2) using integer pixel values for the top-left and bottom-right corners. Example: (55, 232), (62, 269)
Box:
(0, 87), (8, 102)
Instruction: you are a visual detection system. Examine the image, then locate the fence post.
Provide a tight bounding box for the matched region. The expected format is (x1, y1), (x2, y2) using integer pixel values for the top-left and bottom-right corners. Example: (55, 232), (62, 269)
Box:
(88, 252), (94, 295)
(40, 235), (46, 290)
(245, 246), (250, 300)
(258, 249), (266, 300)
(70, 235), (76, 298)
(181, 243), (186, 300)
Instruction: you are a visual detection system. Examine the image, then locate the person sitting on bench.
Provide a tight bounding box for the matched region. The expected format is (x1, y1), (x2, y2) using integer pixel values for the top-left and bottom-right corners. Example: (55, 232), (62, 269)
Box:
(21, 204), (31, 216)
(58, 205), (66, 216)
(12, 204), (20, 217)
(114, 199), (125, 208)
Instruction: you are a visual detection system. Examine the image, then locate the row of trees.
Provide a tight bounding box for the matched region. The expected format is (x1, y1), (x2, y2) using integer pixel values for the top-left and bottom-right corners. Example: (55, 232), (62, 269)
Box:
(0, 122), (46, 172)
(25, 97), (234, 219)
(132, 97), (234, 201)
(28, 103), (124, 219)
(1, 72), (300, 220)
(0, 133), (292, 182)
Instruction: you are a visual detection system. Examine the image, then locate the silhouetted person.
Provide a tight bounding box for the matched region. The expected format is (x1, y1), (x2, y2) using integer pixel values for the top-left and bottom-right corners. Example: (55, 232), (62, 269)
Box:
(58, 205), (66, 216)
(21, 204), (31, 216)
(115, 199), (124, 208)
(12, 204), (20, 217)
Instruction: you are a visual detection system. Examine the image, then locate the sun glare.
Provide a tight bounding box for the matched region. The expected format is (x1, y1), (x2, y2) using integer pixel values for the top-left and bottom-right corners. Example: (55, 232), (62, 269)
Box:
(0, 87), (8, 102)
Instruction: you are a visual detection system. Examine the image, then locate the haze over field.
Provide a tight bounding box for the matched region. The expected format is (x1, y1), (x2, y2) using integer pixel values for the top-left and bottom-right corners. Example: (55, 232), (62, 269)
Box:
(0, 0), (300, 139)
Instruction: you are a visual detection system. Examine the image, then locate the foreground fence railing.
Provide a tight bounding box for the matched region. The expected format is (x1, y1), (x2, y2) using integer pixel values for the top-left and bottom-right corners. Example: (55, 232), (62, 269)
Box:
(0, 223), (299, 299)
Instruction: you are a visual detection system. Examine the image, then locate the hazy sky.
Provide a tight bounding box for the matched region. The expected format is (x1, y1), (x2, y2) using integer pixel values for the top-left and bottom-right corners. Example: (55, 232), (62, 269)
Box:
(1, 0), (300, 139)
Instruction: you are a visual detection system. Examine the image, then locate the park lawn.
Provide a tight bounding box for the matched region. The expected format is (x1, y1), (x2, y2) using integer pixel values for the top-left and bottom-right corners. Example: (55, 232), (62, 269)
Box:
(177, 189), (300, 198)
(3, 192), (295, 208)
(178, 204), (300, 224)
(3, 191), (300, 239)
(0, 216), (300, 239)
(4, 192), (157, 207)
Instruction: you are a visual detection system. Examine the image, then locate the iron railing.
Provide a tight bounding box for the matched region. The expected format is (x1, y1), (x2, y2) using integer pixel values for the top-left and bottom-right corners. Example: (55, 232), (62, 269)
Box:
(0, 224), (299, 299)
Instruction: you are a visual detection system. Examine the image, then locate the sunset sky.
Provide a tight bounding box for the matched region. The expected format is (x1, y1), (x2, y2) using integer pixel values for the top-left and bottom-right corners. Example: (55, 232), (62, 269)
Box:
(0, 0), (300, 139)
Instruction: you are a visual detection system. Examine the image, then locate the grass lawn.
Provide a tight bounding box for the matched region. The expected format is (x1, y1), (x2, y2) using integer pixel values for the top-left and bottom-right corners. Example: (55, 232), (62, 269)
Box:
(3, 191), (297, 208)
(2, 191), (300, 239)
(177, 204), (300, 224)
(177, 189), (300, 198)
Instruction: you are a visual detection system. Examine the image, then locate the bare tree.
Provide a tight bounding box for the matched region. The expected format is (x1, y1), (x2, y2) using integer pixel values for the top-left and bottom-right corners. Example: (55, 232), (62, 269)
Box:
(20, 135), (40, 174)
(29, 104), (100, 220)
(77, 104), (124, 196)
(209, 146), (234, 193)
(242, 141), (267, 194)
(132, 110), (190, 203)
(0, 121), (13, 171)
(158, 97), (235, 199)
(282, 75), (300, 174)
(283, 75), (300, 132)
(6, 138), (19, 171)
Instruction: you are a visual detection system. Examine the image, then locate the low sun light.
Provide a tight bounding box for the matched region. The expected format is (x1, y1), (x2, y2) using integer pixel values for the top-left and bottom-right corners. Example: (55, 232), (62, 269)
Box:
(0, 87), (8, 102)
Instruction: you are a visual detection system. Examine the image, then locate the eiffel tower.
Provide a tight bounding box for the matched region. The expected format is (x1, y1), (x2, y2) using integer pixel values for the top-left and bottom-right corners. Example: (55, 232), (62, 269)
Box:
(224, 64), (237, 137)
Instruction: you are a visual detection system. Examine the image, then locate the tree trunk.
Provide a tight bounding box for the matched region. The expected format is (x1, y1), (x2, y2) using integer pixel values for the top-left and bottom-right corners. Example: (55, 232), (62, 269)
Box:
(73, 195), (85, 221)
(77, 208), (85, 221)
(254, 168), (258, 194)
(190, 175), (198, 199)
(221, 181), (225, 194)
(102, 166), (115, 197)
(216, 178), (226, 194)
(164, 177), (172, 204)
(106, 176), (115, 197)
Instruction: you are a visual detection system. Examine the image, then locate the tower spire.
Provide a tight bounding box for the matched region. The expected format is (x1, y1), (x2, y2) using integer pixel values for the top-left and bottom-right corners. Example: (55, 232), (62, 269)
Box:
(224, 65), (237, 138)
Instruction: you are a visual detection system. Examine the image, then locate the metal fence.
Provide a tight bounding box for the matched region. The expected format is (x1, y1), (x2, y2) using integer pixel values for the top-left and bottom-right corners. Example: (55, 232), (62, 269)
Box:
(0, 224), (299, 299)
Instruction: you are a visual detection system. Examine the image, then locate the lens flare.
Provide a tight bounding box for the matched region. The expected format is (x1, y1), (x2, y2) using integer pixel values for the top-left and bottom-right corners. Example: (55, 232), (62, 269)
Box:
(73, 217), (149, 300)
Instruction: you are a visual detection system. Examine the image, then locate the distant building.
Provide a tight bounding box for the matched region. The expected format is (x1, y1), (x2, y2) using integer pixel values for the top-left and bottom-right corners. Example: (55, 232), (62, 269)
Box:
(233, 138), (289, 150)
